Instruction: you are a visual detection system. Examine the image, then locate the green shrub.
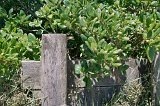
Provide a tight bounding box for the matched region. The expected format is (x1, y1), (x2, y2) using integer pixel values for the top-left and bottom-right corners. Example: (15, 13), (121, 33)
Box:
(31, 0), (160, 86)
(0, 0), (159, 105)
(0, 9), (40, 93)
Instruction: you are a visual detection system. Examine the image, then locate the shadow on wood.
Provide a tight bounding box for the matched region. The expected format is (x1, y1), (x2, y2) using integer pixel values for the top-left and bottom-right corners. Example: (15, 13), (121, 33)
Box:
(21, 34), (155, 106)
(66, 58), (141, 106)
(21, 58), (143, 106)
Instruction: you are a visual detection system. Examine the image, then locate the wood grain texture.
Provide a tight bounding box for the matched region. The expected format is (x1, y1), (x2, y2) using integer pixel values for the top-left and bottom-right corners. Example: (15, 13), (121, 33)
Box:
(22, 60), (124, 89)
(41, 34), (67, 106)
(67, 86), (121, 106)
(21, 59), (142, 105)
(153, 52), (160, 106)
(125, 58), (140, 84)
(21, 61), (41, 89)
(21, 59), (141, 105)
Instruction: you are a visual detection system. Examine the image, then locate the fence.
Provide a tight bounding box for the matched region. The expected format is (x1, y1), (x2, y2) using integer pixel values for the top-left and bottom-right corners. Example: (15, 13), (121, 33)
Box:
(21, 34), (160, 106)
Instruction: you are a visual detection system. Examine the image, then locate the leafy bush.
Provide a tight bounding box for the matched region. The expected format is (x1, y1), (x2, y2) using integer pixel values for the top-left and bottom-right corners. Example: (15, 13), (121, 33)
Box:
(0, 0), (159, 104)
(31, 0), (160, 86)
(0, 9), (40, 93)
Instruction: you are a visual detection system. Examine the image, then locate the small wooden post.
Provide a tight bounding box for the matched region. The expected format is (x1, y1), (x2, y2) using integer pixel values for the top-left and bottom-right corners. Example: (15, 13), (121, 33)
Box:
(41, 34), (67, 106)
(126, 58), (140, 84)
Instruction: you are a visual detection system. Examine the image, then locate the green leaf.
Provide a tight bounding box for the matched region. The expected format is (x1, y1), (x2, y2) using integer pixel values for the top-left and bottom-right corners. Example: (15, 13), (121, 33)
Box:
(146, 46), (156, 63)
(119, 64), (129, 75)
(83, 76), (93, 87)
(156, 12), (160, 19)
(0, 7), (7, 17)
(9, 8), (13, 14)
(98, 39), (106, 47)
(122, 37), (130, 41)
(104, 65), (110, 70)
(47, 14), (53, 19)
(151, 1), (158, 6)
(80, 34), (87, 41)
(81, 60), (89, 71)
(112, 63), (122, 67)
(28, 33), (36, 42)
(26, 47), (33, 52)
(146, 17), (151, 27)
(36, 29), (44, 35)
(88, 37), (97, 51)
(153, 28), (160, 38)
(90, 59), (96, 64)
(29, 19), (42, 27)
(75, 64), (81, 74)
(147, 30), (152, 38)
(113, 49), (122, 54)
(79, 16), (87, 26)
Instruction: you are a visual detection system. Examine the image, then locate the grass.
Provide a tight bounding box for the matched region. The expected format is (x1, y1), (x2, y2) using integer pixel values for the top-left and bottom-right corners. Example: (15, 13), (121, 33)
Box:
(106, 77), (153, 106)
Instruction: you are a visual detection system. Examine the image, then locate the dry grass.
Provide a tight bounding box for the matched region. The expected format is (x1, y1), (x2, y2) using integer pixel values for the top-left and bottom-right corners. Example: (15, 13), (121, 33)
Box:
(0, 88), (41, 106)
(106, 79), (152, 106)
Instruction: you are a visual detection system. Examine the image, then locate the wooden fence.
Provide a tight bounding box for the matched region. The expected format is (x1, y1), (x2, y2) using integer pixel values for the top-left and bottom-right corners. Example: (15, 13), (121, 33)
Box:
(21, 34), (160, 106)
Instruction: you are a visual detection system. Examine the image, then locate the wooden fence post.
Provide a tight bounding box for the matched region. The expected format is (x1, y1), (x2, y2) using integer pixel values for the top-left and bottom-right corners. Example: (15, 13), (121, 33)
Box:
(154, 52), (160, 106)
(41, 34), (67, 106)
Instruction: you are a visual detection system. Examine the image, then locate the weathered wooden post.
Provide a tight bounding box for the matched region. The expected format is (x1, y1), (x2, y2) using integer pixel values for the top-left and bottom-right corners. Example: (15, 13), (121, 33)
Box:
(41, 34), (67, 106)
(153, 52), (160, 106)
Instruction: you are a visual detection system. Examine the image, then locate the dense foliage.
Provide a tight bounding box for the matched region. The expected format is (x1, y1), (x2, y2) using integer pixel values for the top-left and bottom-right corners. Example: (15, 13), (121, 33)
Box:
(31, 0), (160, 85)
(0, 2), (41, 93)
(0, 0), (160, 105)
